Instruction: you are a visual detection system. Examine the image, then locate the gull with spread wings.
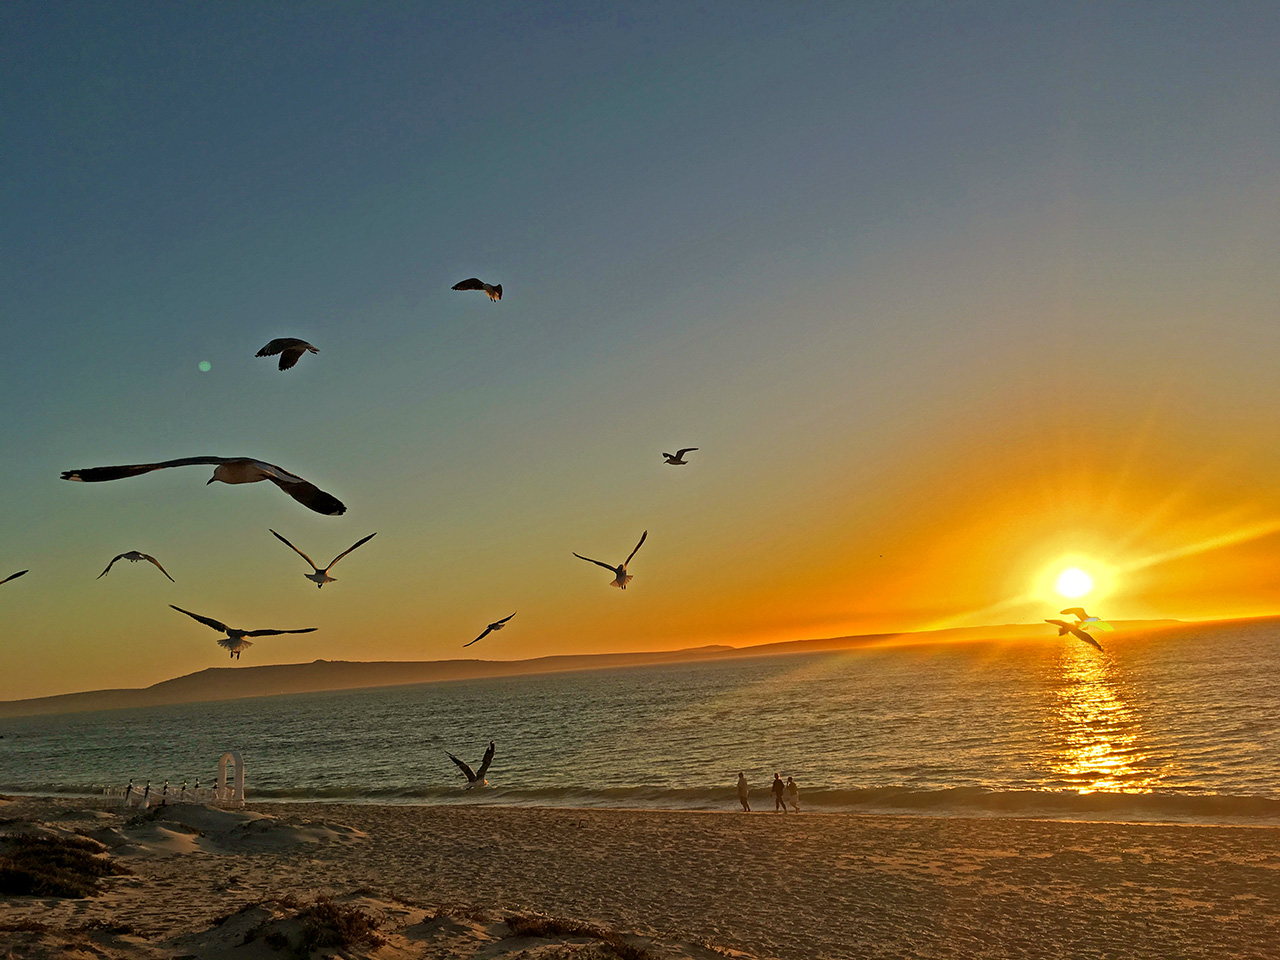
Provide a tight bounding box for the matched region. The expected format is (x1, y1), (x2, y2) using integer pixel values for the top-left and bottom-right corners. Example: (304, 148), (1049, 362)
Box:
(1044, 617), (1104, 652)
(98, 551), (174, 582)
(61, 457), (346, 516)
(662, 448), (698, 465)
(447, 741), (495, 789)
(255, 338), (318, 371)
(464, 612), (516, 647)
(573, 530), (647, 590)
(170, 605), (317, 659)
(451, 277), (502, 301)
(270, 530), (376, 588)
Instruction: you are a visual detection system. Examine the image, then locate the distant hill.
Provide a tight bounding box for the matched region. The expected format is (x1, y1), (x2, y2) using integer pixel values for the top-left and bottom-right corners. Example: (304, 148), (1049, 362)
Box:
(0, 619), (1190, 718)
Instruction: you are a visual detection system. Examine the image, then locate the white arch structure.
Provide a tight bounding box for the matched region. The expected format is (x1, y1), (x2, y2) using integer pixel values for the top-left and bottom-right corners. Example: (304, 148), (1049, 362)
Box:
(216, 750), (245, 807)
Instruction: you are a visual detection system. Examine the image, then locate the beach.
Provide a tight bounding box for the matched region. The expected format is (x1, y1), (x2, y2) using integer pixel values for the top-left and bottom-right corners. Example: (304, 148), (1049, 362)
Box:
(3, 795), (1278, 959)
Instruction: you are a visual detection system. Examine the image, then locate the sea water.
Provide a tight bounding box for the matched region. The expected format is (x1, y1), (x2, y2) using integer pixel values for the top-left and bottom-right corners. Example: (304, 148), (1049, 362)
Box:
(2, 619), (1278, 823)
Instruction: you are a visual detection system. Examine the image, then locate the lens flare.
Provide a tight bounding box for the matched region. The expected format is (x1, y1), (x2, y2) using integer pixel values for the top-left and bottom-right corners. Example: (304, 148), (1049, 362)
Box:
(1056, 567), (1094, 599)
(198, 361), (212, 372)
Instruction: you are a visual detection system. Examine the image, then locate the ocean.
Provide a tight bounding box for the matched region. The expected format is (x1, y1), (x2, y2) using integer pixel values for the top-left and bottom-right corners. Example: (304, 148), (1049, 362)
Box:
(2, 619), (1278, 824)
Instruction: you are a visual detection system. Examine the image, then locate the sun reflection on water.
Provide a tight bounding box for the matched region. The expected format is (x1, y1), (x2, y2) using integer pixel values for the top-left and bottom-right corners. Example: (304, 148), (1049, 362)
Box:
(1046, 645), (1164, 793)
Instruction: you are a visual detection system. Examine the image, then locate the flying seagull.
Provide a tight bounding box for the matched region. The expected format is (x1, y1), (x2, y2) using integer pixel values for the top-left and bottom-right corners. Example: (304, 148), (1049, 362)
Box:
(255, 338), (318, 371)
(451, 278), (502, 301)
(1, 569), (28, 586)
(98, 551), (174, 583)
(662, 447), (698, 465)
(61, 457), (346, 516)
(447, 741), (495, 789)
(170, 605), (317, 659)
(573, 530), (648, 589)
(1060, 607), (1100, 624)
(1045, 618), (1104, 652)
(269, 529), (376, 588)
(464, 612), (516, 647)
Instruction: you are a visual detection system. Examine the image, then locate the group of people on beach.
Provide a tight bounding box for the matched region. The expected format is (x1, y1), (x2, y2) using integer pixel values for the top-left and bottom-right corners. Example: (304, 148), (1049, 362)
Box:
(736, 771), (799, 812)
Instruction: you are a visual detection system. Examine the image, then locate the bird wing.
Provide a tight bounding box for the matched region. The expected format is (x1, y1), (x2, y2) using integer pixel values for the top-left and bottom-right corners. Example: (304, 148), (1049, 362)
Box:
(326, 532), (377, 570)
(446, 752), (477, 781)
(61, 457), (229, 482)
(97, 554), (126, 578)
(624, 530), (648, 567)
(1068, 626), (1104, 651)
(270, 529), (319, 570)
(496, 612), (517, 625)
(675, 448), (698, 457)
(244, 627), (318, 637)
(140, 554), (175, 582)
(277, 348), (304, 371)
(1060, 607), (1090, 619)
(1045, 619), (1070, 635)
(464, 626), (493, 647)
(0, 569), (28, 585)
(261, 469), (347, 516)
(255, 339), (296, 357)
(452, 278), (485, 291)
(573, 553), (618, 573)
(476, 742), (495, 780)
(171, 605), (230, 633)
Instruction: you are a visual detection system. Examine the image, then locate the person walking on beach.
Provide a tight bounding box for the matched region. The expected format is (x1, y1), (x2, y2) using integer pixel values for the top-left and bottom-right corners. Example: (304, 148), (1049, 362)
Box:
(785, 776), (800, 812)
(737, 772), (751, 812)
(771, 772), (787, 812)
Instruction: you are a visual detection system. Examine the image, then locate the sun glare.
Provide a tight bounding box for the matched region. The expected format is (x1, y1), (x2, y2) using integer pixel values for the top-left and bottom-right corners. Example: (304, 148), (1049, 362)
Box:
(1056, 567), (1094, 599)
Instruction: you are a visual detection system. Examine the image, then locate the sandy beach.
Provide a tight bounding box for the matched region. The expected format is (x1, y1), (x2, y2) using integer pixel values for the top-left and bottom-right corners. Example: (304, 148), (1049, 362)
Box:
(3, 795), (1278, 959)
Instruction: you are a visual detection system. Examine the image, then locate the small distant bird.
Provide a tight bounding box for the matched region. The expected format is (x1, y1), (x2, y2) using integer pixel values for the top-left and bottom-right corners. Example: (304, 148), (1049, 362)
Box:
(1045, 619), (1104, 652)
(451, 278), (502, 301)
(662, 447), (698, 465)
(464, 612), (516, 647)
(574, 530), (648, 590)
(61, 456), (346, 516)
(269, 529), (376, 588)
(447, 741), (495, 789)
(170, 605), (317, 660)
(255, 338), (318, 371)
(1, 569), (28, 586)
(98, 551), (174, 582)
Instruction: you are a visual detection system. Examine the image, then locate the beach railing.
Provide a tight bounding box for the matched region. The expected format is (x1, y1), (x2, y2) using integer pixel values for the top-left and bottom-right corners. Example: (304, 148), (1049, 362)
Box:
(103, 750), (246, 810)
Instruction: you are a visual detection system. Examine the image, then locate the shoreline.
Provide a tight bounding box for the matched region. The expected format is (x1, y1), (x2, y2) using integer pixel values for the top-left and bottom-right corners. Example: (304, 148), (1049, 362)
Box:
(4, 795), (1279, 959)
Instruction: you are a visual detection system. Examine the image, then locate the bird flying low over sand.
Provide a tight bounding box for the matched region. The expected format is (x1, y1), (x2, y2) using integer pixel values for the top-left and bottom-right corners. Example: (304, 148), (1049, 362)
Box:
(1045, 619), (1104, 652)
(451, 277), (502, 301)
(61, 457), (346, 516)
(1, 569), (28, 586)
(464, 612), (516, 647)
(574, 530), (648, 590)
(170, 605), (317, 660)
(447, 741), (495, 788)
(98, 551), (174, 582)
(255, 338), (318, 371)
(662, 447), (698, 465)
(269, 529), (376, 588)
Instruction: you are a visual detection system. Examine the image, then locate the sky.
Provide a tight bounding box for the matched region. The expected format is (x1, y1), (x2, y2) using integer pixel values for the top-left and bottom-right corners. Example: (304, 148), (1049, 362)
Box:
(3, 2), (1280, 700)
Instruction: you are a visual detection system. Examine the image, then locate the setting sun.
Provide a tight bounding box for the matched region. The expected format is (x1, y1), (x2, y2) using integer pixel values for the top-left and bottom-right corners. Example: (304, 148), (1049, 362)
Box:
(1056, 567), (1095, 599)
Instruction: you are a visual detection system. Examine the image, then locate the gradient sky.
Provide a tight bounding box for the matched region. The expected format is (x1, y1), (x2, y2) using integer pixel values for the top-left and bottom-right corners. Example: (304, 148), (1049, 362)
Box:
(3, 2), (1280, 700)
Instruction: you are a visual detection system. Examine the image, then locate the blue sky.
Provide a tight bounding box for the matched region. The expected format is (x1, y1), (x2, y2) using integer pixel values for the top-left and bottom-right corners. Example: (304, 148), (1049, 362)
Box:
(3, 2), (1280, 699)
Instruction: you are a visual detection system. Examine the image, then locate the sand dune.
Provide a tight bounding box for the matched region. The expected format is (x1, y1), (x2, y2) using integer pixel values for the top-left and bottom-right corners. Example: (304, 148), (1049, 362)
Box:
(3, 796), (1278, 959)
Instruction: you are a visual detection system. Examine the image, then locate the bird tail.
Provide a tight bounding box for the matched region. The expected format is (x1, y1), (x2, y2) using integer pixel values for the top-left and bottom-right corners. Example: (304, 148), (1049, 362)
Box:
(611, 574), (633, 589)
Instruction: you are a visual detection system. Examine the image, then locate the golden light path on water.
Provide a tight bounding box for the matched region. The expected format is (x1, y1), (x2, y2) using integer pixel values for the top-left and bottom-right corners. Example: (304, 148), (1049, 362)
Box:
(1046, 644), (1163, 793)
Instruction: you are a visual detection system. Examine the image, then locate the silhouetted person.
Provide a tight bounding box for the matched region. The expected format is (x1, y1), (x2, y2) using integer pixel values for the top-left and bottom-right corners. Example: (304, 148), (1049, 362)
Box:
(772, 772), (786, 812)
(785, 776), (800, 812)
(737, 772), (751, 812)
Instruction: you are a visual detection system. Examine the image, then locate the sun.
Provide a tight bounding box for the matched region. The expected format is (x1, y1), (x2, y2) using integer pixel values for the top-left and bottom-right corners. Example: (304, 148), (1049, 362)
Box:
(1055, 567), (1094, 599)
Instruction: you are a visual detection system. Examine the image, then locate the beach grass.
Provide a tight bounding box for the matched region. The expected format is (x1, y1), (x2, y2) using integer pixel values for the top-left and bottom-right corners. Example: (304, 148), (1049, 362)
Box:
(0, 834), (128, 898)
